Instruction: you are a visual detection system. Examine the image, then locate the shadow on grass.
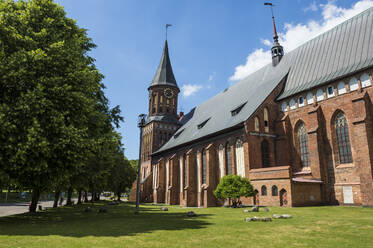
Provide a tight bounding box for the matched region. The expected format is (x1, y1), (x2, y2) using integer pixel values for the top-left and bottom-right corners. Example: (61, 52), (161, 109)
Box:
(0, 202), (212, 237)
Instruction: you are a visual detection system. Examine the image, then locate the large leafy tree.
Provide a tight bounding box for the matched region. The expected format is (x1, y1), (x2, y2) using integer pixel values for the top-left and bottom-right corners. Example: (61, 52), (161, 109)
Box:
(214, 175), (254, 207)
(0, 0), (111, 212)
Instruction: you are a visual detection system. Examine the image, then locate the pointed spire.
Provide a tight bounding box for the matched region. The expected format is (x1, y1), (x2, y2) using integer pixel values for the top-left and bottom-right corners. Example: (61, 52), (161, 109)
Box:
(272, 15), (279, 45)
(265, 2), (284, 66)
(150, 40), (178, 88)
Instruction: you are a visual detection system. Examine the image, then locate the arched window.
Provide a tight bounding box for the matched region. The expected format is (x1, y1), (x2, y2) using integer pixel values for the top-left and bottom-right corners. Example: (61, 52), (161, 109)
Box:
(261, 140), (270, 168)
(254, 117), (260, 132)
(264, 108), (269, 132)
(281, 102), (287, 112)
(297, 123), (310, 168)
(235, 139), (245, 177)
(261, 185), (267, 196)
(349, 77), (358, 91)
(306, 92), (314, 104)
(316, 89), (324, 101)
(202, 149), (207, 184)
(218, 145), (224, 178)
(272, 185), (278, 196)
(289, 99), (296, 109)
(225, 143), (232, 175)
(337, 81), (346, 95)
(361, 73), (371, 88)
(183, 154), (187, 188)
(335, 112), (353, 164)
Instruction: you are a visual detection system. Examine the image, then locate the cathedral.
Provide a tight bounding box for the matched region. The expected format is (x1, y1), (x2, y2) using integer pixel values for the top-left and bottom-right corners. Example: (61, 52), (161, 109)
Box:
(130, 7), (373, 207)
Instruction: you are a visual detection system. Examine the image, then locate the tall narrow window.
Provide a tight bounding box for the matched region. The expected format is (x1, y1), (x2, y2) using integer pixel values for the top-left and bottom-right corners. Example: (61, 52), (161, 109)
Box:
(218, 145), (224, 178)
(254, 117), (260, 132)
(235, 139), (245, 177)
(297, 123), (310, 168)
(183, 154), (187, 188)
(225, 143), (232, 175)
(272, 186), (278, 196)
(261, 185), (267, 196)
(261, 140), (270, 168)
(202, 149), (207, 184)
(335, 112), (353, 164)
(264, 108), (269, 132)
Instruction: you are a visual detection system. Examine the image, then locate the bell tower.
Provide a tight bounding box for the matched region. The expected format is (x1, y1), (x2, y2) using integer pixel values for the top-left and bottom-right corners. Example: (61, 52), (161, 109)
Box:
(265, 2), (284, 66)
(140, 33), (181, 166)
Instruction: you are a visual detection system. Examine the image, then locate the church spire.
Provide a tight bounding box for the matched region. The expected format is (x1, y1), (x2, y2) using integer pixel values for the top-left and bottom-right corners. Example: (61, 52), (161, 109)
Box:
(265, 2), (284, 66)
(150, 26), (178, 88)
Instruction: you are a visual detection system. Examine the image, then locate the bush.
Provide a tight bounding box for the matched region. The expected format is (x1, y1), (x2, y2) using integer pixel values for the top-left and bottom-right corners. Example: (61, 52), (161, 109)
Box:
(214, 175), (254, 207)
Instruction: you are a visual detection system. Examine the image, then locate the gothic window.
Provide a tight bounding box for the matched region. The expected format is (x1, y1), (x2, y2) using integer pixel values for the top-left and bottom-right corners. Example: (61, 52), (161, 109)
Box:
(183, 154), (187, 188)
(272, 185), (278, 196)
(298, 96), (305, 107)
(225, 143), (232, 175)
(261, 185), (267, 196)
(235, 139), (245, 177)
(281, 102), (287, 112)
(289, 99), (296, 109)
(335, 112), (353, 164)
(254, 117), (260, 132)
(264, 108), (269, 132)
(261, 140), (270, 168)
(218, 145), (224, 178)
(297, 123), (310, 168)
(202, 149), (207, 184)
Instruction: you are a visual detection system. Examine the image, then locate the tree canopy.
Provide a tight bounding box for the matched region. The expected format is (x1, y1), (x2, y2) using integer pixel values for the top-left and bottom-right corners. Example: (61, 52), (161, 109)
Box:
(0, 0), (132, 211)
(214, 175), (254, 207)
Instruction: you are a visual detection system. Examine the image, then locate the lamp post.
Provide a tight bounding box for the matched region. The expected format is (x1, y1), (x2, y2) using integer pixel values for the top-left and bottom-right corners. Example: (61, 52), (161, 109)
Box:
(135, 114), (146, 214)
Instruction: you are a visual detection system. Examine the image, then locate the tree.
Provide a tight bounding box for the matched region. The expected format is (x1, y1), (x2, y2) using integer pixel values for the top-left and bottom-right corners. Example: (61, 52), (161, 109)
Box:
(214, 175), (254, 207)
(107, 153), (137, 201)
(0, 0), (115, 212)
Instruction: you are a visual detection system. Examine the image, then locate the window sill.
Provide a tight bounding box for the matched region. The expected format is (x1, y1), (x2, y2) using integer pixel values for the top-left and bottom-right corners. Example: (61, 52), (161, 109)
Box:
(336, 163), (354, 169)
(294, 169), (312, 175)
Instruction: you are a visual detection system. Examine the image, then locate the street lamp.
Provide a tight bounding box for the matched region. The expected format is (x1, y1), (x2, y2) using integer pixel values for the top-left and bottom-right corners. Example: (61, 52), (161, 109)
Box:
(135, 114), (146, 214)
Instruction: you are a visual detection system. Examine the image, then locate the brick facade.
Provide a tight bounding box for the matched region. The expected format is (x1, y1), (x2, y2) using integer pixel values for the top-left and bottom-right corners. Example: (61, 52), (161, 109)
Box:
(134, 68), (373, 208)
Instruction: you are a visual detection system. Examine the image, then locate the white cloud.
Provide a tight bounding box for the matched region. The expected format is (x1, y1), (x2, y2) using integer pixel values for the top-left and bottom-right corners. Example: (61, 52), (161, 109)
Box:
(182, 84), (203, 97)
(304, 1), (318, 12)
(229, 0), (373, 81)
(260, 38), (272, 47)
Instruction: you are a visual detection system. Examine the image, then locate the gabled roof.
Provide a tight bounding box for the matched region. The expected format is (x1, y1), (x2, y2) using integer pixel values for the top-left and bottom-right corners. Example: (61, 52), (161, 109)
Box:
(278, 7), (373, 100)
(150, 40), (178, 88)
(154, 7), (373, 155)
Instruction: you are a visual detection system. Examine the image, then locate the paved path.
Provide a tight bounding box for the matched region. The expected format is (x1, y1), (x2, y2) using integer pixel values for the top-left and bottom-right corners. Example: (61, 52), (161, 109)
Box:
(0, 199), (77, 217)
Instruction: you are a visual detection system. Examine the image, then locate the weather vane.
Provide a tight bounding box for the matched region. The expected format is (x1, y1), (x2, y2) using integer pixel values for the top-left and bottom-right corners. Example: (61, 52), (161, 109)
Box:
(264, 2), (275, 18)
(166, 24), (172, 40)
(264, 2), (279, 42)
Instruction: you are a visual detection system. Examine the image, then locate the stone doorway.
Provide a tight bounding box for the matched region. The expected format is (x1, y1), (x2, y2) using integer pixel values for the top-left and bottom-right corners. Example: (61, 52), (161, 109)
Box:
(280, 189), (288, 206)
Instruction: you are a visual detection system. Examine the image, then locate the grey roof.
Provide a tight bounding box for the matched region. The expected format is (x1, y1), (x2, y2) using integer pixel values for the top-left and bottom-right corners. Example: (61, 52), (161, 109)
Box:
(154, 7), (373, 154)
(150, 40), (178, 88)
(278, 7), (373, 100)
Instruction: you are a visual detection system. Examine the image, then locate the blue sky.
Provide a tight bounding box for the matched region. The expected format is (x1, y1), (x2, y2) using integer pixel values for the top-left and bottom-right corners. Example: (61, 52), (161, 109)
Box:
(55, 0), (373, 159)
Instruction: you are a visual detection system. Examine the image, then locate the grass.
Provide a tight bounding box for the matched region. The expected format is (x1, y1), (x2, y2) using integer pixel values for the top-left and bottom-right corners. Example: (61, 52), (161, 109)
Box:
(0, 202), (372, 248)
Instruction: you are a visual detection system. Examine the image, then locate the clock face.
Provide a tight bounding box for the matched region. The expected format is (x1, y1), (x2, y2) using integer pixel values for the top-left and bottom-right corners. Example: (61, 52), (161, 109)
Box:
(164, 88), (174, 98)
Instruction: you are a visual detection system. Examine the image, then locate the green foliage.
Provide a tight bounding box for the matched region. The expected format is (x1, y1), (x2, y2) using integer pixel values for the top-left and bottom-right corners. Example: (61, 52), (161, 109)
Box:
(214, 175), (254, 207)
(0, 0), (124, 209)
(107, 154), (136, 200)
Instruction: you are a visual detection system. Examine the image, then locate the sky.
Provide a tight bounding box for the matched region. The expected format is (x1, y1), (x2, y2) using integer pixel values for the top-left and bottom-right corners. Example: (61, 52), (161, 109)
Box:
(54, 0), (373, 160)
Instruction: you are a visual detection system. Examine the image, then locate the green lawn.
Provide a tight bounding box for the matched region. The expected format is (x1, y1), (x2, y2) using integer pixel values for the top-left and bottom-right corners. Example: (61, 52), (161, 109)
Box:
(0, 202), (372, 248)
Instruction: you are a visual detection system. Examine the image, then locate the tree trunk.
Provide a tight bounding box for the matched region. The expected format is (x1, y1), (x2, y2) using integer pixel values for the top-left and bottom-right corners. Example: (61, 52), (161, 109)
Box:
(66, 187), (73, 205)
(84, 191), (88, 203)
(117, 192), (121, 201)
(77, 190), (82, 204)
(29, 187), (40, 213)
(53, 190), (60, 208)
(91, 191), (95, 202)
(96, 193), (100, 201)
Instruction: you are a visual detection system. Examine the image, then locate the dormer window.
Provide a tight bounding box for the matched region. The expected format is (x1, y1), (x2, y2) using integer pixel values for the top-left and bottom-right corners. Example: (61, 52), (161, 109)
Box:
(231, 102), (247, 116)
(197, 118), (210, 129)
(174, 129), (184, 139)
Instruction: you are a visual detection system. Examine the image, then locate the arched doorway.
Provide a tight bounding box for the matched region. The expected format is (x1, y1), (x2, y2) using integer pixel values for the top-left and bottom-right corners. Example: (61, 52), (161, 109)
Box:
(280, 189), (288, 206)
(253, 190), (259, 206)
